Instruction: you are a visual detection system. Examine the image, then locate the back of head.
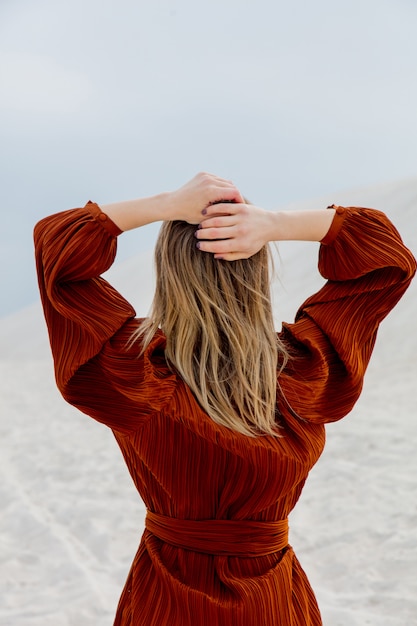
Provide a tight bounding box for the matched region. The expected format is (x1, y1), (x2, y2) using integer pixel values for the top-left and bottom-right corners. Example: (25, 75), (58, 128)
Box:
(135, 218), (288, 437)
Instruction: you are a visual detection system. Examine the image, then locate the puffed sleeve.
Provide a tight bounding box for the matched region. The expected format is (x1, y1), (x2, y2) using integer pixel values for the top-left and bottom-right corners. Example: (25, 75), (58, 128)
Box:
(278, 206), (416, 424)
(34, 202), (136, 394)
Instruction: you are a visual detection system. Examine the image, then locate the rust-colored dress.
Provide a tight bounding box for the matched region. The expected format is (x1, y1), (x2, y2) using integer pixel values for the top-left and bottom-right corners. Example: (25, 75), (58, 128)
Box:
(34, 202), (415, 625)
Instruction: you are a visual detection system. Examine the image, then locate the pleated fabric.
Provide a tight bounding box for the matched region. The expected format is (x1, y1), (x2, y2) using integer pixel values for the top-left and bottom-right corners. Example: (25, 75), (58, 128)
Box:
(34, 201), (416, 625)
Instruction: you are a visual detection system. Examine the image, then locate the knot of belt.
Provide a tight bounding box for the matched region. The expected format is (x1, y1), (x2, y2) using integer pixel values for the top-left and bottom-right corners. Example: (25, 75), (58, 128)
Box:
(145, 511), (289, 557)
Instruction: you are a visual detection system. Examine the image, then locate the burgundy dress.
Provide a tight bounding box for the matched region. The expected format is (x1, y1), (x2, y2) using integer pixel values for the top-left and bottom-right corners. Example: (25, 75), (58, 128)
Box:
(34, 201), (415, 625)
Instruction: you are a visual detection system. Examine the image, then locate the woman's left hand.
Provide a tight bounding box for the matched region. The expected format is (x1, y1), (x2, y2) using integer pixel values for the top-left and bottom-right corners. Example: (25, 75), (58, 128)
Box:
(169, 172), (244, 224)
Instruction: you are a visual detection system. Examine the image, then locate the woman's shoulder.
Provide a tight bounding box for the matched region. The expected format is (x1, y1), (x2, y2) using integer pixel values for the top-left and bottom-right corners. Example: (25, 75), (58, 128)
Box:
(104, 318), (176, 380)
(99, 318), (178, 397)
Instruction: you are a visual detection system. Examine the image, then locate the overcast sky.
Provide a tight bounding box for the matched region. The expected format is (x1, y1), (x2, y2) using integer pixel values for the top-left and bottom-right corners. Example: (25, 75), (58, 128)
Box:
(1, 0), (416, 316)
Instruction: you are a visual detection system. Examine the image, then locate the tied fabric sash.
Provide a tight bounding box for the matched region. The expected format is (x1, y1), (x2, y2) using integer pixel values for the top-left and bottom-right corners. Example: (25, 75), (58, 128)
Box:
(145, 511), (289, 557)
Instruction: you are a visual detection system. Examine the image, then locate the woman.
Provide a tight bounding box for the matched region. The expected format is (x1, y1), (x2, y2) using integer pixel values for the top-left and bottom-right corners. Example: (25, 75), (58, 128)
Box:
(34, 172), (416, 625)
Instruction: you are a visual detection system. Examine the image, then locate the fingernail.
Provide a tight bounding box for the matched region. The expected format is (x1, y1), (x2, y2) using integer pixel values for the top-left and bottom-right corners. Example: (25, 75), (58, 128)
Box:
(196, 241), (201, 249)
(202, 208), (207, 215)
(197, 223), (202, 229)
(216, 256), (224, 260)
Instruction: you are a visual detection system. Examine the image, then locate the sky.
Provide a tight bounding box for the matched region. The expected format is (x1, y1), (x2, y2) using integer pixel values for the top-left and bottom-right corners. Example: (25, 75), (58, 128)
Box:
(1, 0), (417, 316)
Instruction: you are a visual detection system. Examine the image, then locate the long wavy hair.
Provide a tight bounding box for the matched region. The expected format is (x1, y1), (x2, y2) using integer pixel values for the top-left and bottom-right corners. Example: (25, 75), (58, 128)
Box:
(132, 217), (288, 437)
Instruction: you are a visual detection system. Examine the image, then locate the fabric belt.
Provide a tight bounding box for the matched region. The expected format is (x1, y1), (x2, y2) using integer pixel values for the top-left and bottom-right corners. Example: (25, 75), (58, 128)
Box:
(145, 511), (289, 557)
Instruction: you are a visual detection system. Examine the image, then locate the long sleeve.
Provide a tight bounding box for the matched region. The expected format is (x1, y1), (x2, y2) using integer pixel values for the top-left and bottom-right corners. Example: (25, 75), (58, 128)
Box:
(34, 202), (136, 393)
(279, 206), (416, 424)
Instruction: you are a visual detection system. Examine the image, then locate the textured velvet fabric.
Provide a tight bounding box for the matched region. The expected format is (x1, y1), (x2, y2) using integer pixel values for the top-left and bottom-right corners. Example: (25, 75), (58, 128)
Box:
(34, 202), (415, 625)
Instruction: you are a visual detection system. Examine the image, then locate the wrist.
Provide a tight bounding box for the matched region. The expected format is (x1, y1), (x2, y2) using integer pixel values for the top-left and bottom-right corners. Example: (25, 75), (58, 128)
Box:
(256, 208), (278, 245)
(266, 211), (289, 242)
(101, 191), (173, 232)
(149, 191), (175, 221)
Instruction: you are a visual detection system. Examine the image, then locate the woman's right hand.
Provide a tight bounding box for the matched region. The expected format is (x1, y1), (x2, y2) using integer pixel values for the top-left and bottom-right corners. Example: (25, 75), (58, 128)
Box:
(195, 202), (274, 260)
(195, 204), (338, 261)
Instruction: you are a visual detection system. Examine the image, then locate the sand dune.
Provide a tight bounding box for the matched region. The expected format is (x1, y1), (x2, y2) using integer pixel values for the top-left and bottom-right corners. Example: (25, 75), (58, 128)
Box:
(1, 178), (416, 625)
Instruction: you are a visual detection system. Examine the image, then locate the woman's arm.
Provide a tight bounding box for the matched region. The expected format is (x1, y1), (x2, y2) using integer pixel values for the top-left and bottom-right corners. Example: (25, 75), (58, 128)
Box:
(278, 205), (416, 423)
(34, 173), (242, 395)
(101, 172), (243, 231)
(195, 203), (336, 260)
(198, 201), (416, 423)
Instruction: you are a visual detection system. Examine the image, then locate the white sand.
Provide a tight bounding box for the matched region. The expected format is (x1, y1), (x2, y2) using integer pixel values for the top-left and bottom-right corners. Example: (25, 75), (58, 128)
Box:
(1, 178), (416, 625)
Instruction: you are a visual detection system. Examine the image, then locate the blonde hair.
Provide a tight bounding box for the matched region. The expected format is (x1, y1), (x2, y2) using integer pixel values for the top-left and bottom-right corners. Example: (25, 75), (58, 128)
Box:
(132, 219), (288, 437)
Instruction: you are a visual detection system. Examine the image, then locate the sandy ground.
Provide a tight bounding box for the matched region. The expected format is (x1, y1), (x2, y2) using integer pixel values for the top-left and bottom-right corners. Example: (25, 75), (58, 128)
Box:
(1, 178), (416, 625)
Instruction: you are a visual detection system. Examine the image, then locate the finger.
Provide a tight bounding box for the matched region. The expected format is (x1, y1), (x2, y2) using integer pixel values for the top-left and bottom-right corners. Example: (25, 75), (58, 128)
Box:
(196, 238), (236, 254)
(214, 251), (250, 261)
(208, 187), (244, 204)
(197, 215), (237, 232)
(195, 225), (236, 241)
(203, 202), (243, 217)
(200, 212), (234, 222)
